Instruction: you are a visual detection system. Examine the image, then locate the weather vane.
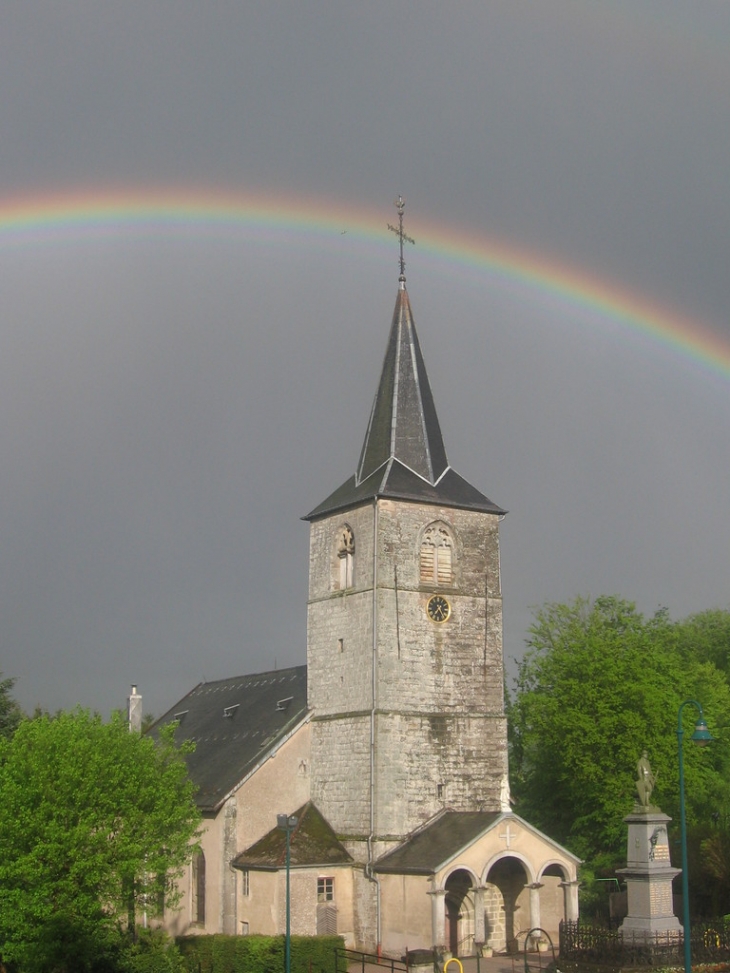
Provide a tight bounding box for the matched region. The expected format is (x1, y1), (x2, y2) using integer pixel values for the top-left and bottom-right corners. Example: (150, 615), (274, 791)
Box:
(387, 195), (415, 282)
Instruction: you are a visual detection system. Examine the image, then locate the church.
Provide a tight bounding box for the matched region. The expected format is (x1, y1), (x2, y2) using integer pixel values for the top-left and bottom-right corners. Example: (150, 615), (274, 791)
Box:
(152, 205), (580, 956)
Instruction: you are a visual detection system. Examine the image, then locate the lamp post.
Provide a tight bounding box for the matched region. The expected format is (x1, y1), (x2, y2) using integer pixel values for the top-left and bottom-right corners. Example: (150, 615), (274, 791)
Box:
(677, 700), (712, 973)
(277, 813), (298, 973)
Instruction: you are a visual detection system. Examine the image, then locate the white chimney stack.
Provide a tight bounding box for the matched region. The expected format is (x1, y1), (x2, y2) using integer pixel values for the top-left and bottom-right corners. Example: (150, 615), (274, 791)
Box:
(128, 684), (143, 734)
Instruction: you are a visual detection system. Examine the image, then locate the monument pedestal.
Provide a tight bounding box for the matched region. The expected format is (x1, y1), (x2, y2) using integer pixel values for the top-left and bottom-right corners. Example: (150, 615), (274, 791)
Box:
(617, 809), (682, 941)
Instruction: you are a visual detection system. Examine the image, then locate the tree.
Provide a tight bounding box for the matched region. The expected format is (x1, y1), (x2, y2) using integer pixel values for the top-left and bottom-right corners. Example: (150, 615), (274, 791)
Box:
(673, 608), (730, 676)
(0, 709), (201, 973)
(0, 670), (23, 739)
(508, 596), (730, 878)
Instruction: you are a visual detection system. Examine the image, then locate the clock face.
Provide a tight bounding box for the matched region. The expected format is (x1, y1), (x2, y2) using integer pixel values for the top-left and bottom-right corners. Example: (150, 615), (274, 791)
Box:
(427, 594), (451, 623)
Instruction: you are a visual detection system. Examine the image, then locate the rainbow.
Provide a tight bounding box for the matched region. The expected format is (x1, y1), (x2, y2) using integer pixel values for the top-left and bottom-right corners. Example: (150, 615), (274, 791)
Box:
(0, 186), (728, 383)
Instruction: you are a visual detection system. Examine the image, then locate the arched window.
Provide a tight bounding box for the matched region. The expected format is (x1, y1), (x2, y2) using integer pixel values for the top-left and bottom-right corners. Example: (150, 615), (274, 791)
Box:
(336, 525), (355, 590)
(192, 851), (206, 925)
(420, 522), (454, 586)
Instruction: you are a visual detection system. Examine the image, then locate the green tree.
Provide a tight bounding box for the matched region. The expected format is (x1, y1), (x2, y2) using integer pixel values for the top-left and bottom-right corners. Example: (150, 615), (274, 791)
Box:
(0, 709), (201, 973)
(0, 671), (23, 738)
(673, 608), (730, 675)
(508, 596), (730, 877)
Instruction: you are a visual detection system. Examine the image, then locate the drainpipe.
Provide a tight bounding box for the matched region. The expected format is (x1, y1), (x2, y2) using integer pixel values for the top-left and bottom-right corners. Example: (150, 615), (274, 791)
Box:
(365, 499), (382, 949)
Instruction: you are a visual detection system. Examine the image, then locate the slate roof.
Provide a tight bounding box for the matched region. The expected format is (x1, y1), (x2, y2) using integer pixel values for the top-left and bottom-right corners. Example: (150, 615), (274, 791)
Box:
(373, 810), (582, 874)
(231, 801), (353, 871)
(305, 284), (505, 521)
(373, 810), (502, 874)
(150, 666), (308, 813)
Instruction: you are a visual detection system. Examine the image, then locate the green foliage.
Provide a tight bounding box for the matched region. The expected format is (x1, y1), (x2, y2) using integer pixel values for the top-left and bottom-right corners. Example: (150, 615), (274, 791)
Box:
(674, 609), (730, 676)
(0, 709), (202, 973)
(177, 935), (345, 973)
(0, 671), (23, 739)
(508, 596), (730, 879)
(120, 929), (186, 973)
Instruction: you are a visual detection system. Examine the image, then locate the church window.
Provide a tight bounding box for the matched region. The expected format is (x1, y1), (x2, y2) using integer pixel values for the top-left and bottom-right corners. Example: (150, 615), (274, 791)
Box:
(241, 868), (250, 897)
(335, 525), (355, 590)
(192, 852), (206, 925)
(318, 877), (335, 902)
(420, 523), (454, 586)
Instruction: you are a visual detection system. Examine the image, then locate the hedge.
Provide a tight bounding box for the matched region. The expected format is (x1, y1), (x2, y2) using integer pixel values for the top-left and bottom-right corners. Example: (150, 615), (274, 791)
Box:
(176, 934), (345, 973)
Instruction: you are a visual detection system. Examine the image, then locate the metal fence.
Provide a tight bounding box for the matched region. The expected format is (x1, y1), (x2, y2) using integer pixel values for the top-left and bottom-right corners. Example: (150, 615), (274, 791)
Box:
(560, 919), (730, 967)
(335, 946), (409, 973)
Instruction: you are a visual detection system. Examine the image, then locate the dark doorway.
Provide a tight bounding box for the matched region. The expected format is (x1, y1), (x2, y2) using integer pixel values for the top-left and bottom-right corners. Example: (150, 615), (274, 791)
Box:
(445, 869), (474, 957)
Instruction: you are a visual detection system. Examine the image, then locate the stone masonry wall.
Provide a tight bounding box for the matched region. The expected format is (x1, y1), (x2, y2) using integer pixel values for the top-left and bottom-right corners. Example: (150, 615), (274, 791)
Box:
(308, 503), (375, 836)
(308, 497), (506, 845)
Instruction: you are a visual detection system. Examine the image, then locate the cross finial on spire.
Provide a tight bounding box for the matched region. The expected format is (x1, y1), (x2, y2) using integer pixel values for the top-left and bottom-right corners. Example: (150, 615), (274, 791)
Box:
(387, 195), (415, 287)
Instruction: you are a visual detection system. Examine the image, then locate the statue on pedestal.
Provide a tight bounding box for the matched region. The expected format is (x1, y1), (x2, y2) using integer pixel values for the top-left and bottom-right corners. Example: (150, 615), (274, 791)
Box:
(636, 751), (657, 809)
(618, 751), (682, 943)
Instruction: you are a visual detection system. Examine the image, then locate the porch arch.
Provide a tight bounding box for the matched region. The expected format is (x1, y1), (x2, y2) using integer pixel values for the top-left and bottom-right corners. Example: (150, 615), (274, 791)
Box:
(481, 855), (531, 954)
(443, 867), (478, 958)
(539, 861), (579, 926)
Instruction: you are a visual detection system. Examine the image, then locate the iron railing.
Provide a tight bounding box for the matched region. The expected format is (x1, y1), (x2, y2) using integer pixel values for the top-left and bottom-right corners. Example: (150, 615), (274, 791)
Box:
(560, 919), (730, 966)
(335, 946), (409, 973)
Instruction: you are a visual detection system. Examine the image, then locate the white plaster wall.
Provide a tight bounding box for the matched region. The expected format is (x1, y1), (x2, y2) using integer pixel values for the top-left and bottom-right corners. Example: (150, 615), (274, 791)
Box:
(379, 873), (433, 956)
(163, 722), (312, 938)
(241, 865), (355, 943)
(234, 722), (312, 849)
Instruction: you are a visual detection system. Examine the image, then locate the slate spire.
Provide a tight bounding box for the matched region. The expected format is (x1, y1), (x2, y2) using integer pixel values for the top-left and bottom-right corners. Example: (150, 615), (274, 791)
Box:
(356, 284), (448, 486)
(304, 201), (504, 522)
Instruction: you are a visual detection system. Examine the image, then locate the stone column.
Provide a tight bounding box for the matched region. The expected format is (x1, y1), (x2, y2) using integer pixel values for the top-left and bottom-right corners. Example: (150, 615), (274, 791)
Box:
(560, 880), (580, 922)
(429, 888), (447, 950)
(527, 883), (543, 943)
(473, 885), (486, 949)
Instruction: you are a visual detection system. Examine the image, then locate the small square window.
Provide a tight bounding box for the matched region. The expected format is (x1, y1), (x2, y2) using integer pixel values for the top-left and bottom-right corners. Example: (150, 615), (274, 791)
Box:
(317, 877), (334, 902)
(240, 921), (249, 935)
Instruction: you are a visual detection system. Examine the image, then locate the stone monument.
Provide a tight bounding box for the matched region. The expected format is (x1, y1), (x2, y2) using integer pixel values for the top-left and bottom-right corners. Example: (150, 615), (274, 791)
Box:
(617, 752), (682, 942)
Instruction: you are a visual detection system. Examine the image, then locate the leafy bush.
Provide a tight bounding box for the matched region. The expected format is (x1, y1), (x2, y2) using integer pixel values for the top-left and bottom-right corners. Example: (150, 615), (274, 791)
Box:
(120, 929), (186, 973)
(177, 934), (344, 973)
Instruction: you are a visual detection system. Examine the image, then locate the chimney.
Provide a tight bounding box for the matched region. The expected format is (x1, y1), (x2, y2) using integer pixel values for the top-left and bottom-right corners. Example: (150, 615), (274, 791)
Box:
(128, 684), (143, 734)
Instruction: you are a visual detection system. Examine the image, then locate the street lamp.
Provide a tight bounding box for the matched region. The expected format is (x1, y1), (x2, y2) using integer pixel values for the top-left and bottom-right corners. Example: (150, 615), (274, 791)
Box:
(277, 813), (298, 973)
(677, 700), (712, 973)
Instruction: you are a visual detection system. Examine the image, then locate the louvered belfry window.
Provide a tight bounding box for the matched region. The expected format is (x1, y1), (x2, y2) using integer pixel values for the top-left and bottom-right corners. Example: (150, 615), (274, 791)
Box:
(420, 523), (454, 586)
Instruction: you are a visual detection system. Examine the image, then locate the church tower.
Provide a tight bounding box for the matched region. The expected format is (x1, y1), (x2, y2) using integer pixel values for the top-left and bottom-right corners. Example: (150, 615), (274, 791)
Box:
(304, 202), (508, 871)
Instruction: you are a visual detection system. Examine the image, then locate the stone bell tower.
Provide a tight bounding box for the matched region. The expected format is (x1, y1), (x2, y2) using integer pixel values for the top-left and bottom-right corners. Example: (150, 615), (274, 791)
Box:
(304, 201), (508, 869)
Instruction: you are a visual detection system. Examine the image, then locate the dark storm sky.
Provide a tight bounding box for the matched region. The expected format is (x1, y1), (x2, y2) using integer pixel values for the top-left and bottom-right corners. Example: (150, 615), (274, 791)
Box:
(1, 2), (729, 717)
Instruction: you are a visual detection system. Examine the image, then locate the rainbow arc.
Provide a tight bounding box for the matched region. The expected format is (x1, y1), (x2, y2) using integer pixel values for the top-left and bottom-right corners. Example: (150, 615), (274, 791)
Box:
(0, 187), (727, 381)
